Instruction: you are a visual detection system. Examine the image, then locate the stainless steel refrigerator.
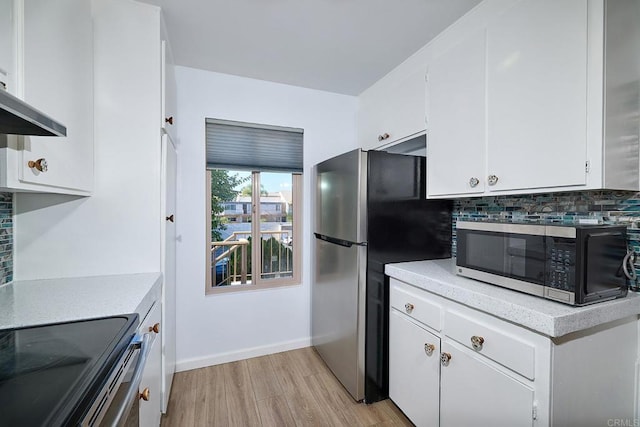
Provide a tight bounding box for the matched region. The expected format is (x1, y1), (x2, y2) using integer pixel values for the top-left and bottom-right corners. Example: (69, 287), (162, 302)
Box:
(312, 148), (451, 403)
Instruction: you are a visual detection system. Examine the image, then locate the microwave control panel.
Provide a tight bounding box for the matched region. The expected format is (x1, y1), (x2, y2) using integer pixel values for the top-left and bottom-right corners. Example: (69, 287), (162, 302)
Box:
(547, 239), (576, 292)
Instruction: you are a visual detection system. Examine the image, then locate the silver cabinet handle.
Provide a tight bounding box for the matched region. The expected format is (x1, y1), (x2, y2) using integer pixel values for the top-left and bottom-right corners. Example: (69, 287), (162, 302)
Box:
(469, 177), (479, 188)
(471, 335), (485, 351)
(377, 133), (390, 142)
(440, 352), (452, 366)
(404, 303), (414, 313)
(424, 343), (435, 356)
(487, 175), (499, 186)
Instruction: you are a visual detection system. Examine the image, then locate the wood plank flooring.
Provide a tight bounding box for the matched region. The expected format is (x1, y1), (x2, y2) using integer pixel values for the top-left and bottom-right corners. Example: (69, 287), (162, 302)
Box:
(161, 347), (413, 427)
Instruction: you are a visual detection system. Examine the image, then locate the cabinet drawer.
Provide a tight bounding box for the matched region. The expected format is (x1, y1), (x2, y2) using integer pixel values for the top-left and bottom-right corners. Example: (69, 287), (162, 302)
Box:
(444, 310), (535, 380)
(390, 280), (442, 331)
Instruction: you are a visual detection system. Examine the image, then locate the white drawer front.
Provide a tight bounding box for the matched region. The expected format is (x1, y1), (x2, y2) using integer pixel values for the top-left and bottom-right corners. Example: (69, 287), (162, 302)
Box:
(444, 310), (535, 380)
(390, 280), (442, 331)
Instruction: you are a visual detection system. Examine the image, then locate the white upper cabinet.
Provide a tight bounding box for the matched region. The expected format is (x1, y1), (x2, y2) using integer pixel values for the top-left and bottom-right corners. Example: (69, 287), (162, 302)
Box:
(485, 0), (588, 192)
(358, 57), (427, 150)
(425, 0), (640, 198)
(0, 0), (94, 195)
(426, 29), (486, 197)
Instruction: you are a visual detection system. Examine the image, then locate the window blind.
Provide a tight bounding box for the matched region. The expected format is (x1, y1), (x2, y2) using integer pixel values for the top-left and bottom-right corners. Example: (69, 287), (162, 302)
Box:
(206, 119), (304, 172)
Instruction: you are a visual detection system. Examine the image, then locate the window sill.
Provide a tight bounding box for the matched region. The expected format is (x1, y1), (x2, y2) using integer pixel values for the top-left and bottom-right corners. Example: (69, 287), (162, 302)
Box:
(205, 280), (302, 295)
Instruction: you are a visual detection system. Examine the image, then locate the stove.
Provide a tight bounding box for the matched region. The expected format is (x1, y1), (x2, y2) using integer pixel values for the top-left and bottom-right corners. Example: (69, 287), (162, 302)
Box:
(0, 314), (138, 426)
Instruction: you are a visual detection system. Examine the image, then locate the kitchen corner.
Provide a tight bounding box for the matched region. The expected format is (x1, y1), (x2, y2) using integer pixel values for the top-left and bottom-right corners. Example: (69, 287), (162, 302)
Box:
(386, 258), (640, 426)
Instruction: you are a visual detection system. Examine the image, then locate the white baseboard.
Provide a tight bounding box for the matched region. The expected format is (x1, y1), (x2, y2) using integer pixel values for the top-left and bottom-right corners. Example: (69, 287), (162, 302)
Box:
(175, 337), (312, 372)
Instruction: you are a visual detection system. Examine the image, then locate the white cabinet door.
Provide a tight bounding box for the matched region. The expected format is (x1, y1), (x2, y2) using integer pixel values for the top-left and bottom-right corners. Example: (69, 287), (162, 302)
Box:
(386, 64), (428, 144)
(140, 302), (162, 427)
(161, 40), (177, 142)
(389, 309), (440, 427)
(19, 0), (93, 193)
(359, 84), (393, 150)
(440, 339), (534, 427)
(486, 0), (587, 192)
(160, 133), (176, 413)
(426, 29), (486, 197)
(359, 63), (427, 150)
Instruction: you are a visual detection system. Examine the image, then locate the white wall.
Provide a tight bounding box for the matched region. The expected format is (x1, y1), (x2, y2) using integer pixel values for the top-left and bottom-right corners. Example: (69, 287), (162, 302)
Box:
(174, 66), (358, 370)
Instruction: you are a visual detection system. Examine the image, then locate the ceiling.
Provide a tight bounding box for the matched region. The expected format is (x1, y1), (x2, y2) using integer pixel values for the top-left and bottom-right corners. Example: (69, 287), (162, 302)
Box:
(138, 0), (481, 95)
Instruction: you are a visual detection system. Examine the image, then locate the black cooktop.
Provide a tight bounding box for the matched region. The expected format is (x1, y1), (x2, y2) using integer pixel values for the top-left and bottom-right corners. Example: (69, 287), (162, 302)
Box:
(0, 314), (138, 426)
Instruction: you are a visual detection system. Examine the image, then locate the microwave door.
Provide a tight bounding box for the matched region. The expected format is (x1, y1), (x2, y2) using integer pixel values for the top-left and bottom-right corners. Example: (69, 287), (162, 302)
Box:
(504, 234), (545, 283)
(505, 237), (527, 278)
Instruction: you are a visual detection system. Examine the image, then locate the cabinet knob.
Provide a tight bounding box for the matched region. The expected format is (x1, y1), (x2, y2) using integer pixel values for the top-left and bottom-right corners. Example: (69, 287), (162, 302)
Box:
(471, 335), (485, 351)
(440, 352), (452, 366)
(487, 175), (499, 186)
(148, 323), (160, 334)
(404, 303), (414, 313)
(165, 116), (174, 125)
(424, 343), (435, 356)
(469, 177), (479, 188)
(139, 387), (150, 401)
(166, 214), (174, 223)
(27, 158), (48, 173)
(377, 133), (390, 142)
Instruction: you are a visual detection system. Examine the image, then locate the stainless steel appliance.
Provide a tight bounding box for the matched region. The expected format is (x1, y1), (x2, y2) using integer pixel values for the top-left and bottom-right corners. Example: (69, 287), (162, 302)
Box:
(312, 149), (451, 403)
(456, 221), (634, 305)
(0, 314), (154, 426)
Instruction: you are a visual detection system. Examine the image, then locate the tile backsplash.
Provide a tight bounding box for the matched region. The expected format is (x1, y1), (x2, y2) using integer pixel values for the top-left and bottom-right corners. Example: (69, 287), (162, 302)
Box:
(0, 193), (12, 285)
(451, 190), (640, 284)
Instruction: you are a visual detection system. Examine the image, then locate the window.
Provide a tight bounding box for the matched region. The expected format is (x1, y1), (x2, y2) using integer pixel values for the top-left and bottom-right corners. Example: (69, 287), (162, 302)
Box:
(205, 119), (303, 293)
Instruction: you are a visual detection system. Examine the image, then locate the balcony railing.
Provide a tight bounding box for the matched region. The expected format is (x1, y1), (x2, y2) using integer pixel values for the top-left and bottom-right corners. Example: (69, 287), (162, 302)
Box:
(211, 230), (293, 287)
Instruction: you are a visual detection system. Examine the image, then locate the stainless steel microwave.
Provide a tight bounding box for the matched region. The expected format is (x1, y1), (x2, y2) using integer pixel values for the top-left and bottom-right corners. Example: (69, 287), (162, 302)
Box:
(455, 221), (634, 306)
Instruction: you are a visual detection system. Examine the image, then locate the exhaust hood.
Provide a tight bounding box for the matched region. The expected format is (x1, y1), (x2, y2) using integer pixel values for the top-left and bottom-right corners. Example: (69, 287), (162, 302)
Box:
(0, 89), (66, 137)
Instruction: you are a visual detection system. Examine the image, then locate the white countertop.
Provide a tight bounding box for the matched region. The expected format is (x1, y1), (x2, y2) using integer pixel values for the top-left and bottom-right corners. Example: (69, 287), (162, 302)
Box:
(0, 273), (162, 329)
(385, 259), (640, 338)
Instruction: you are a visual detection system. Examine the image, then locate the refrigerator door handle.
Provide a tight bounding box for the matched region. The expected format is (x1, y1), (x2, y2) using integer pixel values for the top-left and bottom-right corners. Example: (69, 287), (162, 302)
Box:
(314, 233), (367, 247)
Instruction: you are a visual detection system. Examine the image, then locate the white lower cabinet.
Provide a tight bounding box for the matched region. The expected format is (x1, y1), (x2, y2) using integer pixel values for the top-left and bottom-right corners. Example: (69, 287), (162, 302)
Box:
(138, 301), (162, 427)
(388, 278), (638, 426)
(439, 339), (534, 427)
(389, 310), (440, 427)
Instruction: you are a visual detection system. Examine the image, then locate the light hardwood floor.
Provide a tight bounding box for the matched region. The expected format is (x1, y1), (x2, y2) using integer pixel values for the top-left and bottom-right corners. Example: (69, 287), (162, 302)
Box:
(161, 347), (413, 427)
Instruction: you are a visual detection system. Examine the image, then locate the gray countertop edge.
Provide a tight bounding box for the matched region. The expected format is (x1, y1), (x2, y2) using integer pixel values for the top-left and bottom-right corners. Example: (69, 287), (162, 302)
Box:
(385, 259), (640, 338)
(0, 272), (162, 329)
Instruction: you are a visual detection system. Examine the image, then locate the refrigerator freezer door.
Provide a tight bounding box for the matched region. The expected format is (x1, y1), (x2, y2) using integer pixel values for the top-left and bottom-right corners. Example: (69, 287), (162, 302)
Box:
(312, 235), (367, 401)
(315, 149), (367, 244)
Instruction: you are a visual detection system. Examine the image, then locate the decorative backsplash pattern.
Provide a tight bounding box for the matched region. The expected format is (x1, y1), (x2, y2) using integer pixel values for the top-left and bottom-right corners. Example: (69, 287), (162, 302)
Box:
(0, 193), (12, 285)
(452, 190), (640, 285)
